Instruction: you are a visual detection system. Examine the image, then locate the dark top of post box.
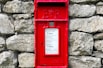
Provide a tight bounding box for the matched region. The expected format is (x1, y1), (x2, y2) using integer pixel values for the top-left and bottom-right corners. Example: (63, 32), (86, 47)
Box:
(36, 0), (68, 3)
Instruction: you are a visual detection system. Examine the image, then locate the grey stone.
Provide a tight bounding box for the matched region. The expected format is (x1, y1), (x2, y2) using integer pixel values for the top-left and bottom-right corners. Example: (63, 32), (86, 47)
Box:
(94, 40), (103, 52)
(69, 56), (101, 68)
(13, 14), (33, 20)
(0, 0), (12, 3)
(0, 37), (5, 45)
(96, 2), (103, 14)
(3, 0), (34, 13)
(0, 14), (14, 34)
(92, 51), (103, 58)
(13, 14), (34, 33)
(96, 2), (103, 6)
(0, 45), (5, 52)
(94, 33), (103, 40)
(21, 1), (34, 13)
(0, 4), (1, 12)
(70, 4), (96, 17)
(70, 0), (98, 3)
(0, 37), (5, 51)
(70, 32), (93, 55)
(0, 51), (17, 68)
(3, 0), (22, 13)
(6, 34), (34, 52)
(70, 16), (103, 33)
(18, 53), (34, 67)
(14, 19), (34, 33)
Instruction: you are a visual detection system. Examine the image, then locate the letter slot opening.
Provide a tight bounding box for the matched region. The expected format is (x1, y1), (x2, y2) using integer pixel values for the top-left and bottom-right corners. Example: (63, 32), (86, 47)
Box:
(38, 2), (66, 6)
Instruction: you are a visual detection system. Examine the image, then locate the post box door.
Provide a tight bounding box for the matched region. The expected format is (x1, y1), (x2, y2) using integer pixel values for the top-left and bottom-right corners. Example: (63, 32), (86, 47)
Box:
(35, 21), (68, 67)
(35, 0), (69, 67)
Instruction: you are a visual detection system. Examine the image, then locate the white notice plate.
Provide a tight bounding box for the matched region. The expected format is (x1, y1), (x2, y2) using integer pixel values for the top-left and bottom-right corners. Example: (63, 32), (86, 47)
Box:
(45, 28), (59, 55)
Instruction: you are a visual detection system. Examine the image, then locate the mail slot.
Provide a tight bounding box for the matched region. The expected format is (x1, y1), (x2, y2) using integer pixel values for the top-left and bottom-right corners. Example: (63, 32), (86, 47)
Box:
(35, 0), (69, 68)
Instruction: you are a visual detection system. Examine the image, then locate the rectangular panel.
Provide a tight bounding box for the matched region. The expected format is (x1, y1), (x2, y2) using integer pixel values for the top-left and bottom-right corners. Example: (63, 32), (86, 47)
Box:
(45, 28), (59, 55)
(37, 6), (67, 19)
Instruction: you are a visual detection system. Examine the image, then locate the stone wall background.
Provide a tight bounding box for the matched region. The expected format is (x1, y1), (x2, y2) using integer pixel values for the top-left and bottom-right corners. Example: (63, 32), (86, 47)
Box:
(69, 0), (103, 68)
(0, 0), (103, 68)
(0, 0), (34, 68)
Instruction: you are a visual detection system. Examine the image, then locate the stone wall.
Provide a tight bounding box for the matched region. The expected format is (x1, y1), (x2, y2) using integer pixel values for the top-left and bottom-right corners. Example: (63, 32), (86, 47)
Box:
(0, 0), (34, 68)
(69, 0), (103, 68)
(0, 0), (103, 68)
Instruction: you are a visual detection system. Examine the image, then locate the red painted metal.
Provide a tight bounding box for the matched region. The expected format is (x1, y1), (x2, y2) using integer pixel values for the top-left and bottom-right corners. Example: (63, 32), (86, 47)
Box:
(37, 66), (67, 68)
(34, 0), (69, 68)
(36, 0), (68, 3)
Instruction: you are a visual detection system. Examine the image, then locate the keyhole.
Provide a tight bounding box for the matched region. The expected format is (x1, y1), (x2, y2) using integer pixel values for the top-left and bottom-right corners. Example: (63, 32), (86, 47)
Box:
(49, 21), (54, 27)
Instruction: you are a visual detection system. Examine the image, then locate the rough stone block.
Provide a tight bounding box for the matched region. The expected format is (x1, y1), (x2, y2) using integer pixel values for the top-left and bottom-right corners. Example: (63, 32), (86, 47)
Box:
(96, 2), (103, 14)
(95, 40), (103, 53)
(14, 19), (34, 33)
(0, 51), (17, 68)
(6, 34), (34, 52)
(70, 0), (98, 3)
(70, 4), (96, 17)
(3, 0), (34, 13)
(13, 14), (33, 20)
(70, 16), (103, 33)
(69, 56), (101, 68)
(0, 37), (5, 51)
(92, 51), (103, 58)
(0, 14), (14, 34)
(18, 53), (34, 67)
(70, 32), (93, 55)
(94, 33), (103, 40)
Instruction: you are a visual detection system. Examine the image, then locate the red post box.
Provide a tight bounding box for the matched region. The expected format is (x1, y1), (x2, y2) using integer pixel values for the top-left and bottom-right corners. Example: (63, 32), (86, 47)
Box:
(34, 0), (69, 68)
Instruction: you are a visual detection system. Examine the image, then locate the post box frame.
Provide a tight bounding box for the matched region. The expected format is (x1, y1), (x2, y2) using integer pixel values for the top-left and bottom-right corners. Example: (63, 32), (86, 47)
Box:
(34, 0), (69, 68)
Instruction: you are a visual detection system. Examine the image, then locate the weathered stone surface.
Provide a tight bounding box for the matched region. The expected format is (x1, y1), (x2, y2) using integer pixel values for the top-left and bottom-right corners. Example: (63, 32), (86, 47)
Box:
(0, 37), (5, 45)
(0, 45), (5, 52)
(0, 51), (17, 68)
(0, 4), (1, 12)
(70, 0), (98, 3)
(14, 19), (34, 33)
(0, 14), (14, 34)
(3, 0), (21, 13)
(21, 1), (34, 13)
(96, 2), (103, 14)
(92, 51), (103, 58)
(70, 16), (103, 33)
(18, 53), (34, 67)
(70, 32), (93, 55)
(0, 0), (12, 3)
(70, 4), (96, 17)
(94, 40), (103, 52)
(0, 37), (5, 51)
(13, 14), (33, 20)
(13, 14), (34, 33)
(94, 33), (103, 40)
(6, 34), (34, 52)
(3, 0), (34, 13)
(97, 2), (103, 5)
(69, 56), (101, 68)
